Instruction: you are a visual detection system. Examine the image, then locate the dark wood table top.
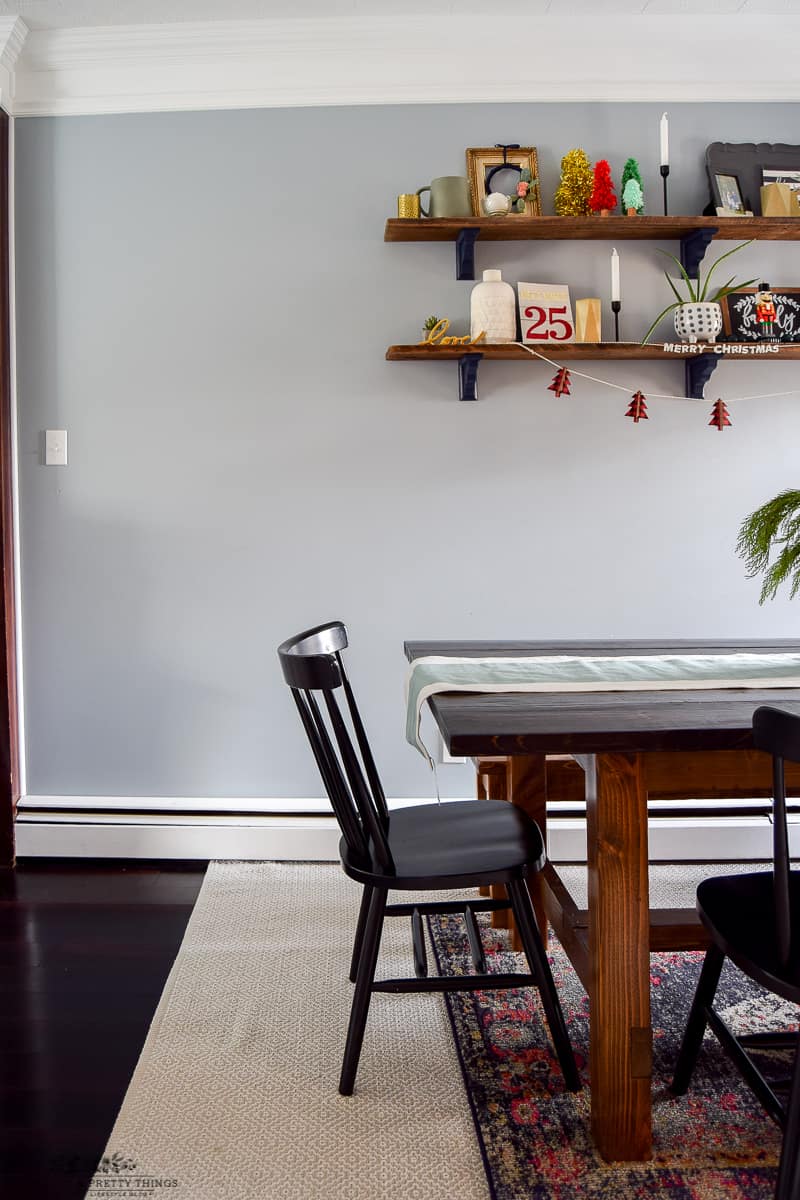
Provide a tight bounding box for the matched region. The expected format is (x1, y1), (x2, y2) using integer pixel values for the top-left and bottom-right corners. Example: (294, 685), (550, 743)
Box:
(404, 639), (800, 756)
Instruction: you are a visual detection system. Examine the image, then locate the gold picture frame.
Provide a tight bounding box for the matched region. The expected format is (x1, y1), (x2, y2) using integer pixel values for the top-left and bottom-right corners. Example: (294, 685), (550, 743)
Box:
(466, 146), (541, 218)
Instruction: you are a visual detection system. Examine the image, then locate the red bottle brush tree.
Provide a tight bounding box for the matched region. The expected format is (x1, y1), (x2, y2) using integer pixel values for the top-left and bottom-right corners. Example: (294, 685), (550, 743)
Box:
(548, 368), (572, 397)
(709, 399), (732, 430)
(626, 391), (648, 422)
(589, 159), (617, 216)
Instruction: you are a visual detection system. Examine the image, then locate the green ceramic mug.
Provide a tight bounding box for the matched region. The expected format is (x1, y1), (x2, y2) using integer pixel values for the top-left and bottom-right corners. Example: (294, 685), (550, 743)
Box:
(416, 176), (472, 219)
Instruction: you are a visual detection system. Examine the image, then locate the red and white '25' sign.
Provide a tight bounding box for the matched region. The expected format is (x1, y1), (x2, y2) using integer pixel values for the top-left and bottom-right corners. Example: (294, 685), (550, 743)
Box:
(518, 283), (575, 343)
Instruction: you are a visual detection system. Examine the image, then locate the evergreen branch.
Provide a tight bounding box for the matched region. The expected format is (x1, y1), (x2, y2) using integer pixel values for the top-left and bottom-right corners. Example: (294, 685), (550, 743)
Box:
(736, 490), (800, 603)
(761, 540), (800, 604)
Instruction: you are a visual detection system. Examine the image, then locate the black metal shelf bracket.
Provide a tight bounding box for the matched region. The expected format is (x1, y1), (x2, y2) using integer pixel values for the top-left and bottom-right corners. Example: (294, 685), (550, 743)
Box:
(456, 229), (480, 280)
(680, 227), (718, 278)
(459, 353), (483, 401)
(686, 353), (719, 399)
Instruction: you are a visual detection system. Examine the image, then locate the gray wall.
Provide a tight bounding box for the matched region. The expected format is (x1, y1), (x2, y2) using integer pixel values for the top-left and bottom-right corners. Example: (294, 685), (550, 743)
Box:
(14, 101), (800, 800)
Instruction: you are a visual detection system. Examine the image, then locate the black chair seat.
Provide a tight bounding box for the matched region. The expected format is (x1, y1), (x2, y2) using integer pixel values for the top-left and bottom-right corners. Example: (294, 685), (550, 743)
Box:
(340, 799), (545, 890)
(697, 872), (800, 1002)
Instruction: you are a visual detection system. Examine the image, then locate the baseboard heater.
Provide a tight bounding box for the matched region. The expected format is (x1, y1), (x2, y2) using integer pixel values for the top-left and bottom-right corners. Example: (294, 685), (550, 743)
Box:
(14, 796), (799, 862)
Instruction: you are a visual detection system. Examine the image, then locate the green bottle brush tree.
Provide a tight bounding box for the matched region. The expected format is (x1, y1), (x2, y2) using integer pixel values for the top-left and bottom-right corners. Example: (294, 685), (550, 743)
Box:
(737, 490), (800, 603)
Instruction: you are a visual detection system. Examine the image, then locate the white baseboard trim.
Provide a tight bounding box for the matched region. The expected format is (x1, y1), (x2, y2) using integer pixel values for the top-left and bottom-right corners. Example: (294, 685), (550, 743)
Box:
(14, 797), (795, 862)
(14, 815), (341, 861)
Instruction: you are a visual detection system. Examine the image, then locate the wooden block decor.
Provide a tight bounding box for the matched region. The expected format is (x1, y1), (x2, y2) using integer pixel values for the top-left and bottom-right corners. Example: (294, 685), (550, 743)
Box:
(575, 297), (602, 342)
(760, 182), (800, 217)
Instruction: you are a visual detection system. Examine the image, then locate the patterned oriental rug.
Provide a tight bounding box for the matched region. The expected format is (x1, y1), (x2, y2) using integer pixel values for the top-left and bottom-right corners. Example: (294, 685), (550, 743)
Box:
(429, 910), (794, 1200)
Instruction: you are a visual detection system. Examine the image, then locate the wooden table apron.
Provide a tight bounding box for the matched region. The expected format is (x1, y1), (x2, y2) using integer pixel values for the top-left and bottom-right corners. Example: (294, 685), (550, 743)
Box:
(404, 640), (800, 1163)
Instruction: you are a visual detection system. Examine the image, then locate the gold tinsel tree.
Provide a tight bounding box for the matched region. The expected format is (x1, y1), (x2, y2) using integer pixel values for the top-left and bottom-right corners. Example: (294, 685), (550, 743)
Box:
(554, 149), (594, 216)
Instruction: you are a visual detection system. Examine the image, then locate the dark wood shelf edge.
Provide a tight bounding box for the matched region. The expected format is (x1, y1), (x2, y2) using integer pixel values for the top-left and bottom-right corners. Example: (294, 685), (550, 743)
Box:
(385, 215), (800, 243)
(386, 342), (800, 362)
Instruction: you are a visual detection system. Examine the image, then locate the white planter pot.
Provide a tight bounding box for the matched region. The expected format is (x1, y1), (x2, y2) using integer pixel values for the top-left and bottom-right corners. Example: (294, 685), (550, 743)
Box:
(673, 302), (723, 344)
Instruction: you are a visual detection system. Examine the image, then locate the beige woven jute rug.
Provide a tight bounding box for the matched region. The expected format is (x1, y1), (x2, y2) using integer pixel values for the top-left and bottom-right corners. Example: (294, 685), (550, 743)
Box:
(85, 862), (490, 1200)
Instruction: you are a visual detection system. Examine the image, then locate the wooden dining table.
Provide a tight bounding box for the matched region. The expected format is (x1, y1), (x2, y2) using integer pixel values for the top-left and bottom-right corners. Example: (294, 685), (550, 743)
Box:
(404, 638), (800, 1163)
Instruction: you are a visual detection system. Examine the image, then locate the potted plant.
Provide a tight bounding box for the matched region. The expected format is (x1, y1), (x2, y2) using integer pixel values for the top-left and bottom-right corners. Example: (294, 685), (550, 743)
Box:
(642, 239), (757, 344)
(737, 490), (800, 603)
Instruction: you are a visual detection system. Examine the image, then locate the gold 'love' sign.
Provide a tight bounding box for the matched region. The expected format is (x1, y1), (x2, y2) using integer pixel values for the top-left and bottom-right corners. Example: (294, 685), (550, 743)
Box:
(419, 319), (486, 347)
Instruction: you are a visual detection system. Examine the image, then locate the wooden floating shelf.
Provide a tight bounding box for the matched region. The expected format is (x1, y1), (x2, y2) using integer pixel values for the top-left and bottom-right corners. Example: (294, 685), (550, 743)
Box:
(384, 216), (800, 243)
(386, 342), (800, 402)
(386, 342), (800, 361)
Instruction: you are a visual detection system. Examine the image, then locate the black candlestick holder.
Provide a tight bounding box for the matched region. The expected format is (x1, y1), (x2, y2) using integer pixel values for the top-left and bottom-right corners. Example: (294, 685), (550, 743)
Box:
(660, 164), (670, 215)
(611, 300), (621, 341)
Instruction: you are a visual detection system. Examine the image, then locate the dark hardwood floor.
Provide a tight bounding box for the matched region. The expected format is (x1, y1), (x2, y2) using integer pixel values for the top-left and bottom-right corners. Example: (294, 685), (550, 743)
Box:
(0, 860), (206, 1200)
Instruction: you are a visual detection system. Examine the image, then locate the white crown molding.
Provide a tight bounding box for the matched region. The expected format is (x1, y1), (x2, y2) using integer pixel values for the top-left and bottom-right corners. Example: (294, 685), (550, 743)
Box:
(0, 17), (27, 109)
(8, 13), (800, 116)
(0, 17), (27, 71)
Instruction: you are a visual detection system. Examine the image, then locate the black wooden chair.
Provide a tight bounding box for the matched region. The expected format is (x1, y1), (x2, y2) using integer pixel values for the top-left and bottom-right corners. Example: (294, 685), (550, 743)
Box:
(277, 620), (581, 1096)
(671, 705), (800, 1200)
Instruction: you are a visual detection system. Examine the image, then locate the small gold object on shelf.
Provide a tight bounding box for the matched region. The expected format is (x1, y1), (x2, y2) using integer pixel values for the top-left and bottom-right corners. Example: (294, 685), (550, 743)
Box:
(760, 182), (800, 218)
(419, 318), (486, 347)
(575, 298), (602, 343)
(397, 193), (420, 219)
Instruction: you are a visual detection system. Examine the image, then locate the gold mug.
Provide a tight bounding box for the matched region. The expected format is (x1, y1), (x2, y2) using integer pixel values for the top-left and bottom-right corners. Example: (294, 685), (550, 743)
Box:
(397, 193), (420, 219)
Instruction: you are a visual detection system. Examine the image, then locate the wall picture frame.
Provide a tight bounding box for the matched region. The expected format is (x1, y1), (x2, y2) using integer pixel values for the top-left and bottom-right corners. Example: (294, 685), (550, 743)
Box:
(719, 286), (800, 342)
(466, 146), (542, 218)
(712, 172), (745, 214)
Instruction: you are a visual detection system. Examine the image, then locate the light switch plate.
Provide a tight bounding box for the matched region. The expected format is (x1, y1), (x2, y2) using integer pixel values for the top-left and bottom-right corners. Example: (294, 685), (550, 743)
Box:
(45, 430), (67, 466)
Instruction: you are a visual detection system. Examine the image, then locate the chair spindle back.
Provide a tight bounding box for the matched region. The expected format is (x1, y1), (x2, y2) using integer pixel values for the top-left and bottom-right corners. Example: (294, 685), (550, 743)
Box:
(278, 621), (393, 872)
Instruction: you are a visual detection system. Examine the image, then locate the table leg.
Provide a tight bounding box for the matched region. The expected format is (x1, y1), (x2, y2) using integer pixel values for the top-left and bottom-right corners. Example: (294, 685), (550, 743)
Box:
(507, 755), (548, 946)
(483, 763), (513, 932)
(586, 752), (652, 1161)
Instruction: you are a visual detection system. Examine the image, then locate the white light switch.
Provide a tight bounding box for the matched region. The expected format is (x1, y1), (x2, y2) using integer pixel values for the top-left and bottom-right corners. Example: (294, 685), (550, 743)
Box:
(45, 430), (67, 466)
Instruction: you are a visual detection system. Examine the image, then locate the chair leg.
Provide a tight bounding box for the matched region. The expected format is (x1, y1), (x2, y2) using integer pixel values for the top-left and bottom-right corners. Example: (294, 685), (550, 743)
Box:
(339, 887), (387, 1096)
(348, 884), (374, 983)
(671, 943), (725, 1095)
(507, 877), (581, 1092)
(776, 1039), (800, 1200)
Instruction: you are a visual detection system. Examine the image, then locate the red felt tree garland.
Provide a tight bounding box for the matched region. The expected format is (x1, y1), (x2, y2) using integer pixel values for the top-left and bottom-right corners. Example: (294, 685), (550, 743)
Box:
(548, 367), (572, 397)
(626, 391), (649, 423)
(533, 354), (738, 430)
(709, 399), (732, 430)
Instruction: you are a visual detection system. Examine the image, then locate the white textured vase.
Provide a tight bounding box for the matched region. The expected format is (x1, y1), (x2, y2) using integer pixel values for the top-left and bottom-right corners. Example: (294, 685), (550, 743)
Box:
(673, 302), (723, 344)
(470, 269), (516, 343)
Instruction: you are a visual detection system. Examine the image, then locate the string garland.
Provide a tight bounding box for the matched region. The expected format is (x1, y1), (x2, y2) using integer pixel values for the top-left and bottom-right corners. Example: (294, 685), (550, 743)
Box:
(517, 342), (799, 405)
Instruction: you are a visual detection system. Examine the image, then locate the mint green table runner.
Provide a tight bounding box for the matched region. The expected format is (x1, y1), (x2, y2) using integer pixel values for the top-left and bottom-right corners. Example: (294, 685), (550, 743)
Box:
(405, 653), (800, 760)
